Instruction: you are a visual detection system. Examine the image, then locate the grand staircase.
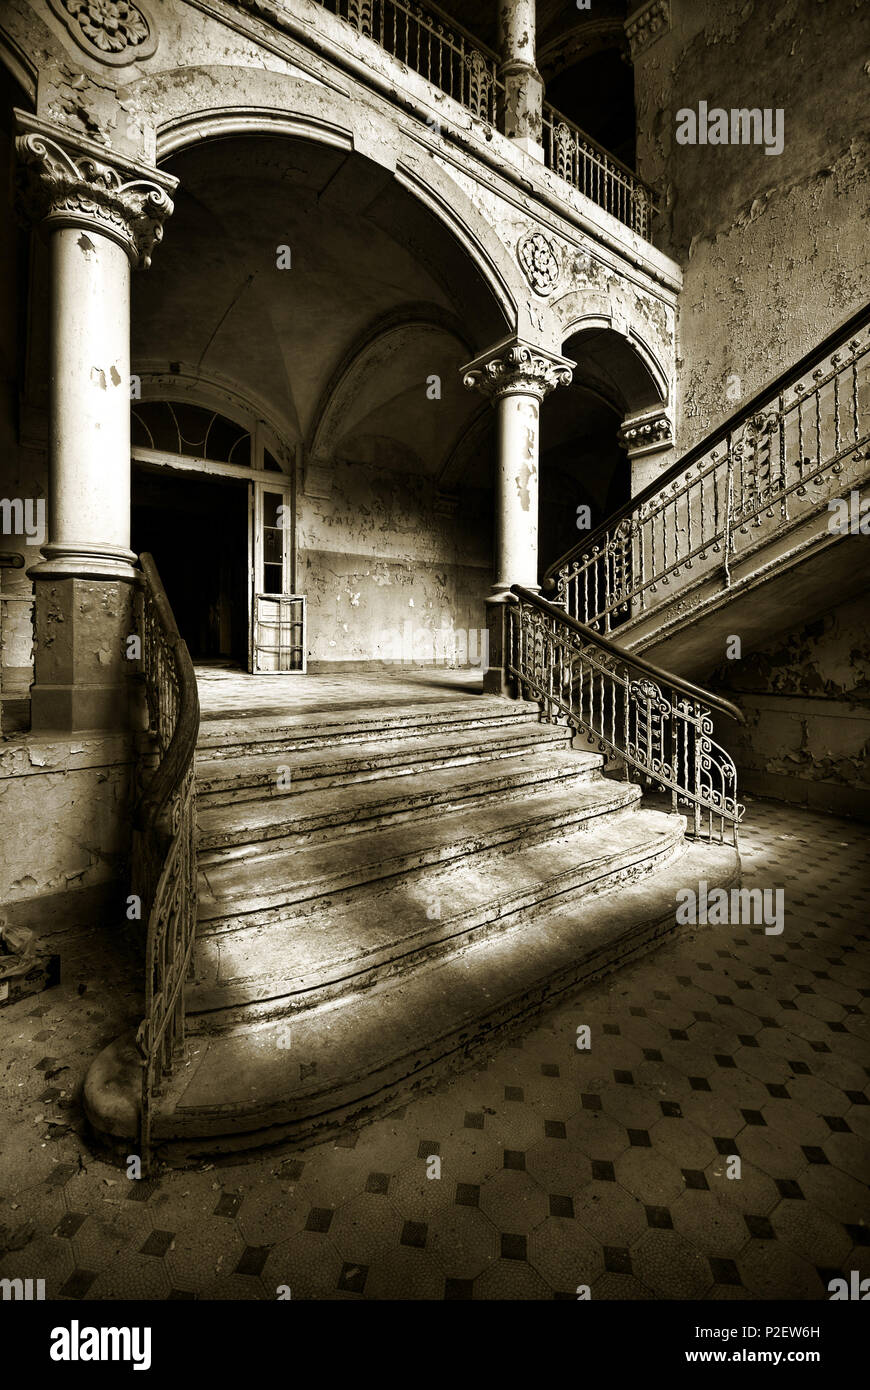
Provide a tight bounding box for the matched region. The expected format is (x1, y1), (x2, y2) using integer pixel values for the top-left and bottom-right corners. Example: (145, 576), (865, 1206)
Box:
(85, 683), (738, 1162)
(84, 308), (869, 1166)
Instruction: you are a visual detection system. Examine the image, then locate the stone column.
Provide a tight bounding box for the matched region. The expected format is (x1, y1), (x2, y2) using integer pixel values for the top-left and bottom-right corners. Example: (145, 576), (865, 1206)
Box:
(462, 337), (574, 694)
(498, 0), (544, 158)
(15, 114), (176, 732)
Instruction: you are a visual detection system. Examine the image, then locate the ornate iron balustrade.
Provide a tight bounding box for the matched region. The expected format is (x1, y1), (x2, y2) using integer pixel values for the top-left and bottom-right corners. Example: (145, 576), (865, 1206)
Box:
(132, 553), (199, 1169)
(542, 105), (654, 237)
(545, 305), (870, 633)
(312, 1), (655, 233)
(509, 586), (744, 846)
(316, 0), (503, 123)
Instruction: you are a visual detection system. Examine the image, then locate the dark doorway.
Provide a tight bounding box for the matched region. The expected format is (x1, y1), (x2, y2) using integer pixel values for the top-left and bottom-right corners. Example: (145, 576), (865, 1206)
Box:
(131, 467), (249, 666)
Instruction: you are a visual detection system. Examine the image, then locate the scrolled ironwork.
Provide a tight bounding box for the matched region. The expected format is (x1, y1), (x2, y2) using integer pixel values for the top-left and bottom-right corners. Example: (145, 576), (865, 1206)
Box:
(546, 305), (870, 633)
(508, 586), (744, 846)
(132, 552), (199, 1170)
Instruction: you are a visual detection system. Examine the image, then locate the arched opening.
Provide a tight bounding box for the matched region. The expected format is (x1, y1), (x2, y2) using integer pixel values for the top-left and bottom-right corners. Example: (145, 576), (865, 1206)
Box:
(134, 131), (509, 671)
(539, 323), (666, 578)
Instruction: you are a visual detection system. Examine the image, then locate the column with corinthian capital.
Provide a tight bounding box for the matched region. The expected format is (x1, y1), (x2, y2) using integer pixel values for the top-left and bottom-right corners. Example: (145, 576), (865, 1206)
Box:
(462, 336), (574, 695)
(14, 113), (176, 732)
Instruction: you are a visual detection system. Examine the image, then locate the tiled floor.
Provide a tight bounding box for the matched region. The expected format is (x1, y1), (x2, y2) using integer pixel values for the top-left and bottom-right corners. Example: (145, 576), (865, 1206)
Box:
(1, 797), (867, 1300)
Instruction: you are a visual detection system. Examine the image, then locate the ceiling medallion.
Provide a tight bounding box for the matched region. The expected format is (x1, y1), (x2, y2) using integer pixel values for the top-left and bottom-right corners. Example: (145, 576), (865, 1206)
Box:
(518, 230), (561, 297)
(48, 0), (159, 66)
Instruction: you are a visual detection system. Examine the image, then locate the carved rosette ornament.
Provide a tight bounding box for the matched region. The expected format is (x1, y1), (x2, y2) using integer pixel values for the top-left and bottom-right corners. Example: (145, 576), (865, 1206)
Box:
(462, 339), (575, 402)
(518, 230), (561, 296)
(15, 118), (176, 268)
(47, 0), (158, 66)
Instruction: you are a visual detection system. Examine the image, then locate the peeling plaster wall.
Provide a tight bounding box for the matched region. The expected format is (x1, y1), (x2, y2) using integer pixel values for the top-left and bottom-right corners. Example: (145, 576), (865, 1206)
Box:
(711, 594), (870, 818)
(299, 459), (492, 666)
(635, 0), (869, 455)
(0, 118), (44, 732)
(0, 736), (134, 905)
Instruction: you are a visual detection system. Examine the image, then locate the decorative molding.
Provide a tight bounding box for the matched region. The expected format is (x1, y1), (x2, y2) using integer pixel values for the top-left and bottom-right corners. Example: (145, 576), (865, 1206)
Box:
(462, 338), (575, 403)
(517, 230), (561, 297)
(618, 407), (673, 456)
(14, 114), (176, 268)
(625, 1), (670, 61)
(47, 0), (158, 67)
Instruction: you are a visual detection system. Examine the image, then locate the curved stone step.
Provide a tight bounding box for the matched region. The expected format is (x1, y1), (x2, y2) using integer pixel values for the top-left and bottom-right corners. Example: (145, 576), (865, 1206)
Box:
(83, 840), (740, 1160)
(197, 747), (604, 859)
(189, 807), (684, 1029)
(197, 775), (643, 926)
(197, 696), (544, 759)
(196, 721), (573, 806)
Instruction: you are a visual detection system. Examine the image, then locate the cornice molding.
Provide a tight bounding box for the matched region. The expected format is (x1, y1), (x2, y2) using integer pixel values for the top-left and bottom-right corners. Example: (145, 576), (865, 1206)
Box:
(625, 1), (671, 62)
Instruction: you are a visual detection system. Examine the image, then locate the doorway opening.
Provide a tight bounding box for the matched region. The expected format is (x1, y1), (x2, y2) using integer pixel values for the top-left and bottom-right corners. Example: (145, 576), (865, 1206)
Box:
(131, 467), (249, 666)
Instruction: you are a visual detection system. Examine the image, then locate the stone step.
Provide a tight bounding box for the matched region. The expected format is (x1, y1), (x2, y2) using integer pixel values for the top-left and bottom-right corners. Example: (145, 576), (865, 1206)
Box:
(196, 774), (643, 926)
(196, 746), (604, 859)
(195, 721), (573, 806)
(189, 807), (683, 1029)
(196, 696), (544, 759)
(83, 840), (739, 1157)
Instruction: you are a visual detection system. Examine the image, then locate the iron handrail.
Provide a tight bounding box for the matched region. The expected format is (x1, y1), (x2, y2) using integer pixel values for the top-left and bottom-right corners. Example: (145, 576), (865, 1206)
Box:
(133, 552), (200, 1170)
(544, 301), (870, 590)
(510, 586), (744, 724)
(509, 586), (744, 845)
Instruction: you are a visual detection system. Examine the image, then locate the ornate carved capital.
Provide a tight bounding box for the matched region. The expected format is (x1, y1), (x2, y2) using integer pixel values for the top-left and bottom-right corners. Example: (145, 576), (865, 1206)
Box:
(618, 407), (673, 456)
(14, 115), (176, 268)
(625, 0), (670, 62)
(462, 338), (575, 403)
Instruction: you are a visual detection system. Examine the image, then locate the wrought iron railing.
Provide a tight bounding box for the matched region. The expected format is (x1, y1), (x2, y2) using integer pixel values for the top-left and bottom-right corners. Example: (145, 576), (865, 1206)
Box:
(317, 0), (503, 123)
(509, 586), (744, 846)
(542, 104), (653, 237)
(313, 0), (656, 234)
(545, 305), (870, 632)
(132, 553), (199, 1169)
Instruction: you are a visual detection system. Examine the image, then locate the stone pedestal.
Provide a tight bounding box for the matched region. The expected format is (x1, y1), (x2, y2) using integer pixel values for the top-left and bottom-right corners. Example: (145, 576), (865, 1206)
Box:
(14, 113), (176, 732)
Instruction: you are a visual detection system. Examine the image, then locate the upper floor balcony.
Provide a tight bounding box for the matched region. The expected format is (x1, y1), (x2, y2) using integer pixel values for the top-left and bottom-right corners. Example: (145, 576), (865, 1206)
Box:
(288, 0), (657, 240)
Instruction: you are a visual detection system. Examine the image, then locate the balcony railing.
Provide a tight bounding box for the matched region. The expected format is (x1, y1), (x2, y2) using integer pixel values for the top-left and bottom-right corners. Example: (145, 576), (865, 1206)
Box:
(317, 0), (503, 124)
(542, 104), (653, 238)
(544, 304), (870, 633)
(313, 0), (656, 234)
(509, 586), (744, 846)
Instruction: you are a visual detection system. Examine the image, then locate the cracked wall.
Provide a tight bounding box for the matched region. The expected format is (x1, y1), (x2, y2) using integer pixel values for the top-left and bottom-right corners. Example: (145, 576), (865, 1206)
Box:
(634, 0), (869, 455)
(711, 593), (870, 819)
(300, 458), (492, 666)
(0, 736), (134, 905)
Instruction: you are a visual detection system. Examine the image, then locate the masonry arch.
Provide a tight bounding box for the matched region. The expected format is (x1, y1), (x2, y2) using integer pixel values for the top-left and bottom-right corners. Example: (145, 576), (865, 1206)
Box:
(128, 95), (516, 667)
(538, 317), (668, 575)
(149, 71), (525, 338)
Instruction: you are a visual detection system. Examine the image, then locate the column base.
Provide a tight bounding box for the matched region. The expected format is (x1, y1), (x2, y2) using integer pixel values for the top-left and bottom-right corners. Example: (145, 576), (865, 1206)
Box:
(28, 541), (138, 584)
(483, 597), (518, 699)
(30, 575), (139, 734)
